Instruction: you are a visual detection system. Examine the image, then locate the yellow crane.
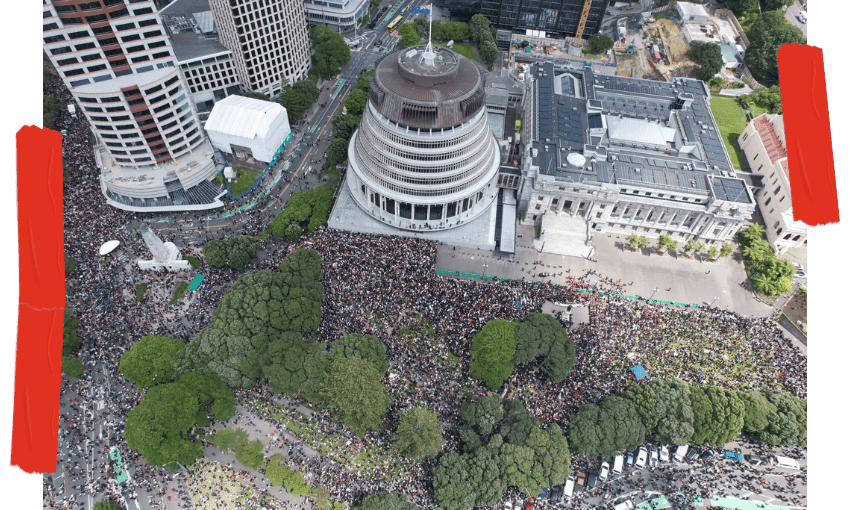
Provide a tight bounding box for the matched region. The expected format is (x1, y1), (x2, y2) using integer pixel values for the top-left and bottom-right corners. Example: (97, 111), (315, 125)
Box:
(574, 0), (595, 41)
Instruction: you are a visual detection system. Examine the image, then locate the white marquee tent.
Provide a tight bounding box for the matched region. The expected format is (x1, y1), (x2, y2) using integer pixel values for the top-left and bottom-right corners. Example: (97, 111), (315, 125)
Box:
(205, 95), (291, 163)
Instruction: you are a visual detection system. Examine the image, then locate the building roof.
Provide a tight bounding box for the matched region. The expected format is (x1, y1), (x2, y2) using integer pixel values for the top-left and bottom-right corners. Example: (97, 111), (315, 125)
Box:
(753, 114), (787, 164)
(677, 1), (709, 17)
(160, 0), (229, 62)
(205, 95), (287, 141)
(527, 62), (752, 205)
(720, 44), (743, 64)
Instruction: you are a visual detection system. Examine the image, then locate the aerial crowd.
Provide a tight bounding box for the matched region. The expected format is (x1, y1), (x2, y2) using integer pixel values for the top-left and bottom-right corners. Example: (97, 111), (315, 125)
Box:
(45, 62), (806, 510)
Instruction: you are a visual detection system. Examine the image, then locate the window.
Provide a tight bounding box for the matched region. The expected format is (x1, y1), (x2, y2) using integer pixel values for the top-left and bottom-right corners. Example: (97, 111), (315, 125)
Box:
(779, 195), (785, 202)
(97, 37), (118, 46)
(44, 35), (66, 44)
(80, 1), (103, 10)
(131, 55), (150, 63)
(121, 34), (142, 42)
(774, 186), (781, 195)
(105, 106), (125, 112)
(90, 116), (108, 122)
(134, 7), (154, 15)
(78, 97), (98, 103)
(776, 228), (783, 236)
(57, 57), (79, 66)
(110, 8), (130, 19)
(51, 46), (72, 55)
(55, 5), (78, 13)
(126, 45), (145, 53)
(93, 74), (113, 83)
(764, 197), (771, 206)
(87, 64), (108, 72)
(742, 133), (748, 141)
(64, 69), (86, 77)
(143, 30), (162, 38)
(792, 235), (801, 242)
(164, 76), (179, 87)
(137, 65), (155, 73)
(69, 30), (92, 40)
(753, 153), (759, 160)
(138, 19), (158, 27)
(145, 84), (163, 95)
(85, 14), (108, 23)
(91, 25), (113, 35)
(116, 22), (136, 31)
(147, 40), (166, 49)
(81, 53), (102, 62)
(151, 51), (170, 60)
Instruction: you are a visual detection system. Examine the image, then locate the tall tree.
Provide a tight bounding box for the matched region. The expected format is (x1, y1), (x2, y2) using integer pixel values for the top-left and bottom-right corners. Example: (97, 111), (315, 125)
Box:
(647, 379), (695, 446)
(432, 452), (477, 510)
(320, 355), (391, 436)
(469, 320), (517, 390)
(119, 335), (185, 389)
(690, 386), (745, 446)
(737, 390), (777, 434)
(757, 391), (807, 446)
(310, 25), (351, 79)
(395, 407), (443, 459)
(587, 33), (614, 54)
(398, 23), (420, 48)
(344, 89), (369, 117)
(687, 41), (724, 82)
(746, 10), (806, 84)
(358, 70), (375, 92)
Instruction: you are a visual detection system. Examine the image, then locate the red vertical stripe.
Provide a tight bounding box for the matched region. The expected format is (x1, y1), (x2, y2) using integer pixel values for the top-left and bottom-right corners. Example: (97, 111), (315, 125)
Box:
(11, 126), (65, 473)
(777, 44), (840, 225)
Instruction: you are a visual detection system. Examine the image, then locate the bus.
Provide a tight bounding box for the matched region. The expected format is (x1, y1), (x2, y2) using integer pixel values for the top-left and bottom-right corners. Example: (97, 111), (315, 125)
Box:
(387, 15), (403, 30)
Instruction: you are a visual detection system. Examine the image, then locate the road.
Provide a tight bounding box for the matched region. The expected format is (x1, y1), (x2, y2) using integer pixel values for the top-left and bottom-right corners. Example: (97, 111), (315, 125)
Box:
(784, 1), (807, 38)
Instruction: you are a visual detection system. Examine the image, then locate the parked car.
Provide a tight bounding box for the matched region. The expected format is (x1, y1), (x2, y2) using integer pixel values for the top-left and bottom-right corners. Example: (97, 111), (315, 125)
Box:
(797, 12), (807, 23)
(576, 472), (587, 492)
(650, 448), (659, 468)
(605, 10), (613, 15)
(613, 455), (624, 475)
(674, 445), (689, 463)
(503, 502), (513, 510)
(539, 487), (549, 500)
(587, 470), (599, 489)
(564, 476), (576, 499)
(660, 445), (670, 462)
(724, 450), (744, 462)
(599, 461), (610, 482)
(636, 447), (648, 469)
(685, 447), (700, 463)
(514, 502), (522, 510)
(700, 449), (716, 462)
(549, 483), (564, 502)
(745, 454), (764, 466)
(626, 451), (635, 467)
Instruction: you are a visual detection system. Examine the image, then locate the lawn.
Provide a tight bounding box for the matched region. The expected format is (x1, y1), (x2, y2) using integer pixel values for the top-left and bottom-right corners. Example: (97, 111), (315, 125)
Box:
(135, 283), (147, 302)
(170, 281), (188, 305)
(709, 96), (749, 170)
(229, 166), (262, 197)
(435, 41), (479, 62)
(185, 255), (201, 270)
(750, 104), (770, 119)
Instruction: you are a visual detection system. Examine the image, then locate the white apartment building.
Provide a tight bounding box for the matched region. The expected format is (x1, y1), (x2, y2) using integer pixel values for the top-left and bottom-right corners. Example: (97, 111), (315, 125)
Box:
(43, 0), (224, 212)
(738, 114), (807, 254)
(208, 0), (311, 99)
(304, 0), (370, 32)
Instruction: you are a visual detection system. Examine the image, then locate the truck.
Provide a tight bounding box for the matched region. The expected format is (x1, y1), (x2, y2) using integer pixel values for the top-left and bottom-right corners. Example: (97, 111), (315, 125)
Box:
(674, 445), (689, 463)
(723, 450), (743, 462)
(613, 455), (624, 475)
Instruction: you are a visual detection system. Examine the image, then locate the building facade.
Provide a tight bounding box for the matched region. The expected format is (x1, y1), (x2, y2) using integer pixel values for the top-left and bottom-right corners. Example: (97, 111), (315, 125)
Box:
(738, 114), (806, 254)
(305, 0), (371, 32)
(43, 0), (223, 211)
(344, 46), (502, 231)
(518, 63), (755, 251)
(208, 0), (311, 99)
(159, 0), (243, 112)
(476, 0), (610, 38)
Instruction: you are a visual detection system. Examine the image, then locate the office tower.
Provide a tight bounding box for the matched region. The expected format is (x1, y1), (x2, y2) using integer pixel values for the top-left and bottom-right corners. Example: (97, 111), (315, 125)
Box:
(208, 0), (311, 99)
(43, 0), (223, 211)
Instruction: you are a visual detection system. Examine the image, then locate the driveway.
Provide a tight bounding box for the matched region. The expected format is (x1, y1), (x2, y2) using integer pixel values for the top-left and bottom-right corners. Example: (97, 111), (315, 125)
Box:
(785, 2), (807, 38)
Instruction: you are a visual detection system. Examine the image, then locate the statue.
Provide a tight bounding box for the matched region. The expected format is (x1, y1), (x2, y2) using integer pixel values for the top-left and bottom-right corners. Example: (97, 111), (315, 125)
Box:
(137, 224), (190, 271)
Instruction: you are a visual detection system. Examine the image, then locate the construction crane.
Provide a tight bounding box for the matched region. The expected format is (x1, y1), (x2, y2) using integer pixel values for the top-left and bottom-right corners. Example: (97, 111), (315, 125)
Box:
(574, 0), (595, 41)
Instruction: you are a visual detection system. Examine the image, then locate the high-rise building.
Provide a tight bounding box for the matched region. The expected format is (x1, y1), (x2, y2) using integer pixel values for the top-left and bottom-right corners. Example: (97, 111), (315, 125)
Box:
(304, 0), (371, 32)
(437, 0), (610, 39)
(208, 0), (311, 99)
(43, 0), (224, 212)
(329, 45), (504, 249)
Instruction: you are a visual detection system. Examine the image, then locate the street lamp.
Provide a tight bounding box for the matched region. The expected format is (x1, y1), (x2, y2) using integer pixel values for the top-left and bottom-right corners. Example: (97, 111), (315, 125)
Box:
(709, 296), (719, 307)
(482, 264), (489, 279)
(649, 287), (660, 300)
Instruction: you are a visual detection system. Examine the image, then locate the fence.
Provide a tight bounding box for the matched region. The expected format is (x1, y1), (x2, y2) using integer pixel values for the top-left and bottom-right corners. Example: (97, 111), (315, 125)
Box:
(435, 269), (702, 308)
(227, 131), (295, 201)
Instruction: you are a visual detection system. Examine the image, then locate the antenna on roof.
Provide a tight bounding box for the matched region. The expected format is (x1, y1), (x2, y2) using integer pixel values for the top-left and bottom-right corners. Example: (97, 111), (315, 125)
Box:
(419, 3), (436, 66)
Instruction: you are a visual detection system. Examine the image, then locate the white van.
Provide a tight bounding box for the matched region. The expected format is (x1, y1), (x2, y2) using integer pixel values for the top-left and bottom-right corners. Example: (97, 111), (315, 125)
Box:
(774, 456), (800, 470)
(674, 445), (689, 463)
(613, 455), (624, 475)
(564, 476), (575, 498)
(614, 501), (635, 510)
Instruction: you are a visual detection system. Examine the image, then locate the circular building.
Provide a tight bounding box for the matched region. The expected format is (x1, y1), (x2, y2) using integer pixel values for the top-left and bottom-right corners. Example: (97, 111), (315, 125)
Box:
(345, 45), (501, 231)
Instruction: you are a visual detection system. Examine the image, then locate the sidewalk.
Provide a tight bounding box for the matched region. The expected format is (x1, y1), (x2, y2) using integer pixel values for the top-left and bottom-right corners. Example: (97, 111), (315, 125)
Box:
(435, 224), (774, 317)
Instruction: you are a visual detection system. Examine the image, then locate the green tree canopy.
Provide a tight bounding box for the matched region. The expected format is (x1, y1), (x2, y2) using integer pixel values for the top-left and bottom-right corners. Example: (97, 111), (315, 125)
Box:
(727, 0), (759, 15)
(686, 41), (724, 82)
(62, 356), (86, 377)
(432, 451), (477, 510)
(94, 501), (119, 510)
(124, 383), (205, 467)
(587, 33), (614, 54)
(354, 492), (417, 510)
(311, 25), (351, 79)
(279, 246), (323, 280)
(320, 355), (391, 436)
(202, 236), (260, 270)
(745, 10), (806, 84)
(176, 371), (236, 423)
(690, 386), (745, 446)
(358, 69), (376, 92)
(326, 138), (349, 171)
(568, 396), (645, 459)
(43, 95), (59, 130)
(119, 335), (185, 389)
(280, 79), (321, 123)
(470, 320), (517, 390)
(63, 307), (81, 356)
(398, 23), (420, 48)
(757, 391), (807, 446)
(345, 88), (369, 117)
(513, 312), (576, 383)
(332, 112), (361, 142)
(737, 390), (777, 434)
(272, 191), (314, 237)
(647, 378), (695, 446)
(395, 407), (443, 460)
(622, 383), (659, 432)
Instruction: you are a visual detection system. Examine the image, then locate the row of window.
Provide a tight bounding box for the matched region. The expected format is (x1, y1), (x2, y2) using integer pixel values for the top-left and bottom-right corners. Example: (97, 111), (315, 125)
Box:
(362, 123), (490, 163)
(358, 181), (485, 219)
(355, 141), (493, 188)
(363, 109), (484, 150)
(357, 136), (494, 178)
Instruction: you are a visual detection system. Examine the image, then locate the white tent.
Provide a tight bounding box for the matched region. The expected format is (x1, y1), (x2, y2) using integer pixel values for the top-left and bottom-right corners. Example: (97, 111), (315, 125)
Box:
(223, 166), (236, 180)
(99, 240), (120, 255)
(205, 95), (291, 163)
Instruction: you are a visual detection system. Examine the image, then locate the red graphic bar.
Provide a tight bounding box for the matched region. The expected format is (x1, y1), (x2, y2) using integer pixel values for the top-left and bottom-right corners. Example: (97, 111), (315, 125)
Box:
(11, 126), (65, 473)
(777, 44), (840, 225)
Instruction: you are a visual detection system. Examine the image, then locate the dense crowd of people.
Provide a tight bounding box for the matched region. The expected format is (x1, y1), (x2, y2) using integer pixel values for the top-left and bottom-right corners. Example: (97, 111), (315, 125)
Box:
(44, 60), (807, 510)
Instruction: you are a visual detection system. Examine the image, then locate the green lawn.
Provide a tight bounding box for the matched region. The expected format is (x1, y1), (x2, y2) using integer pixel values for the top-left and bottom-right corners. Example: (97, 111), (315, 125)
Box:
(709, 96), (748, 170)
(435, 41), (479, 62)
(185, 255), (201, 270)
(170, 281), (188, 305)
(229, 166), (262, 197)
(750, 104), (770, 119)
(135, 283), (147, 302)
(65, 254), (77, 273)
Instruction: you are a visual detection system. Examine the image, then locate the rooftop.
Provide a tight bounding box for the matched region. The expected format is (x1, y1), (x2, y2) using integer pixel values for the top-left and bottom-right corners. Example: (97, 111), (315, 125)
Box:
(204, 95), (287, 140)
(527, 62), (753, 205)
(160, 0), (229, 63)
(677, 1), (710, 17)
(754, 114), (787, 164)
